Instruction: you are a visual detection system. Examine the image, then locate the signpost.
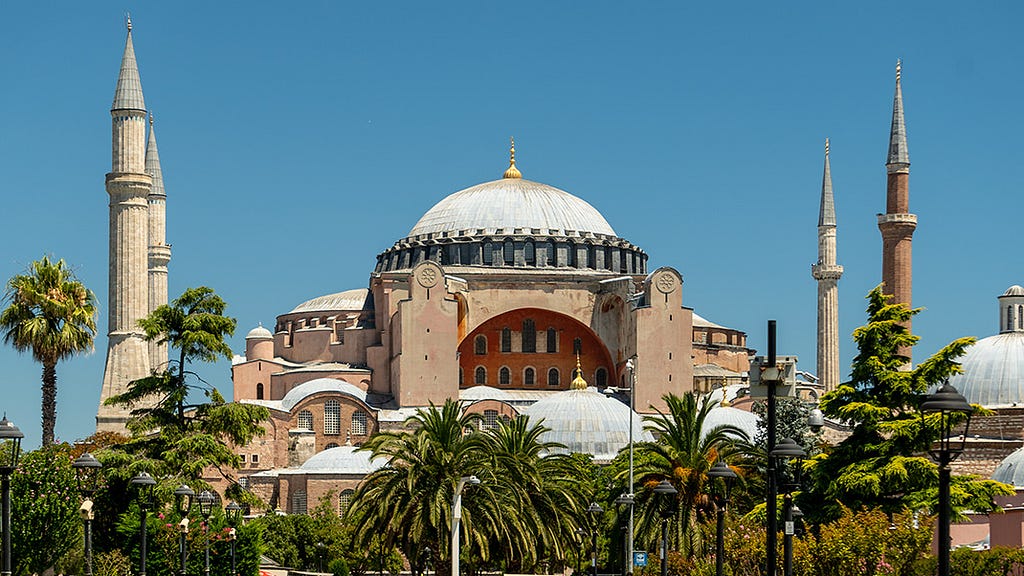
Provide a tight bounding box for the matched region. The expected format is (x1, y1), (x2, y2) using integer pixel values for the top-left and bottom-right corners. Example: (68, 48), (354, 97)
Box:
(633, 552), (648, 568)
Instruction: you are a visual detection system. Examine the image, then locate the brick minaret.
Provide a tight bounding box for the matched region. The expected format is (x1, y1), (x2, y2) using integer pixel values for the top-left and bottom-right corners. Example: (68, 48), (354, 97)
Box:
(98, 19), (153, 433)
(878, 60), (916, 360)
(812, 139), (843, 392)
(146, 114), (171, 370)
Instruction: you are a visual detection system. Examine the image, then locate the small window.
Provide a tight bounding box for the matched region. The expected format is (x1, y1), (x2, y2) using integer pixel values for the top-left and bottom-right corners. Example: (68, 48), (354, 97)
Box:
(573, 338), (582, 355)
(524, 367), (535, 386)
(324, 400), (341, 435)
(1009, 306), (1014, 331)
(483, 242), (494, 264)
(334, 322), (345, 344)
(522, 319), (536, 353)
(548, 368), (560, 387)
(325, 442), (339, 450)
(339, 489), (354, 515)
(291, 490), (307, 515)
(238, 476), (250, 490)
(256, 383), (264, 400)
(499, 367), (511, 386)
(352, 411), (368, 436)
(504, 240), (514, 264)
(239, 454), (246, 463)
(501, 328), (512, 353)
(251, 454), (260, 464)
(459, 367), (464, 386)
(595, 368), (608, 388)
(525, 241), (535, 265)
(484, 409), (499, 429)
(547, 328), (557, 353)
(475, 335), (487, 355)
(297, 410), (313, 431)
(1019, 305), (1023, 330)
(475, 366), (487, 385)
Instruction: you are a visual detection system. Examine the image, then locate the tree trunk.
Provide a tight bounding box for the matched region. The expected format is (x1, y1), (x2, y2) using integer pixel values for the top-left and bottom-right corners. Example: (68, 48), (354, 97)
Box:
(41, 360), (57, 446)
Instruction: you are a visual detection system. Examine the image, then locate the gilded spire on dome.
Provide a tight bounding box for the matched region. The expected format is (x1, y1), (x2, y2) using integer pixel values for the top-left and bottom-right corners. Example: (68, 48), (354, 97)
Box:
(503, 137), (522, 179)
(570, 353), (589, 390)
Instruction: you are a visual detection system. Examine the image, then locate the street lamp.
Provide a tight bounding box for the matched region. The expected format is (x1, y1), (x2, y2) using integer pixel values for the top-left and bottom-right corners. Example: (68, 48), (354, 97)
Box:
(922, 382), (973, 576)
(586, 502), (603, 576)
(197, 490), (216, 576)
(72, 453), (103, 576)
(0, 417), (23, 576)
(451, 475), (480, 576)
(769, 438), (806, 576)
(173, 484), (195, 576)
(129, 472), (156, 576)
(707, 460), (737, 576)
(574, 528), (587, 575)
(225, 501), (242, 576)
(614, 493), (635, 576)
(652, 480), (677, 576)
(316, 541), (327, 572)
(423, 546), (433, 576)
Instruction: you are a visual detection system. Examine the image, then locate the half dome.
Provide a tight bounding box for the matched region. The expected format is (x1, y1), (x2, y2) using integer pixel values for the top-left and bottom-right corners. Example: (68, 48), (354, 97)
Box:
(300, 445), (386, 474)
(290, 289), (371, 314)
(281, 378), (368, 411)
(522, 387), (652, 461)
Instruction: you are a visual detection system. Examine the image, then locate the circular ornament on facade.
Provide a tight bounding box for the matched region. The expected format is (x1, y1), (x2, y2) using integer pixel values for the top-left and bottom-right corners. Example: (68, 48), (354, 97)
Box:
(418, 266), (440, 288)
(655, 272), (676, 294)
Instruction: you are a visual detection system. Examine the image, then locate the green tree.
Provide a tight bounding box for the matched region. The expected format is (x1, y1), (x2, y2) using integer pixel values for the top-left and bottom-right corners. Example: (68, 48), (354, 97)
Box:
(1, 255), (97, 446)
(805, 286), (1013, 521)
(10, 444), (82, 575)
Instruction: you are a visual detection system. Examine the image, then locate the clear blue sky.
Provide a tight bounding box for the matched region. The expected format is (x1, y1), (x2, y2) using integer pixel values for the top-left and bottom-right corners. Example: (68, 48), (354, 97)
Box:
(2, 2), (1021, 448)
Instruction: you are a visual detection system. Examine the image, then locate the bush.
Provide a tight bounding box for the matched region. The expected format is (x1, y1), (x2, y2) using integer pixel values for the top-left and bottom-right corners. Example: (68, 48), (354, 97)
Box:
(331, 557), (351, 576)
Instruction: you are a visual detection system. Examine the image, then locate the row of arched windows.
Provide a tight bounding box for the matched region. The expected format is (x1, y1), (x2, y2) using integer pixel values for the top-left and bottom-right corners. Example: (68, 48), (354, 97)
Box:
(471, 366), (608, 387)
(474, 323), (562, 355)
(295, 404), (370, 436)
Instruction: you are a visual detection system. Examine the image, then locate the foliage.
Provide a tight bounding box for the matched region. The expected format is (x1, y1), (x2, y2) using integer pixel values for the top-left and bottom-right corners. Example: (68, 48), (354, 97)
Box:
(1, 255), (97, 445)
(752, 397), (817, 454)
(946, 547), (1024, 576)
(93, 549), (133, 576)
(252, 497), (364, 571)
(805, 286), (1013, 521)
(9, 444), (82, 576)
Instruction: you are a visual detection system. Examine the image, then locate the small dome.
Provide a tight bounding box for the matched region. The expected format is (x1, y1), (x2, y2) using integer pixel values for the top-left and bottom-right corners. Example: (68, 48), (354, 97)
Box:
(523, 388), (653, 461)
(460, 386), (514, 402)
(246, 324), (273, 340)
(281, 378), (368, 411)
(290, 289), (371, 314)
(948, 333), (1024, 407)
(1003, 285), (1024, 297)
(300, 445), (386, 474)
(992, 447), (1024, 488)
(700, 404), (759, 441)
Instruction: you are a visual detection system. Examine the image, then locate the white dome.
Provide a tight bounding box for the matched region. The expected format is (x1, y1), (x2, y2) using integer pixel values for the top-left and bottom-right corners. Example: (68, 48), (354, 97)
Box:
(245, 324), (273, 340)
(700, 404), (759, 441)
(290, 289), (371, 314)
(300, 445), (386, 474)
(281, 378), (368, 411)
(948, 333), (1024, 407)
(408, 178), (616, 238)
(460, 386), (514, 402)
(1003, 285), (1024, 297)
(992, 447), (1024, 488)
(522, 387), (652, 461)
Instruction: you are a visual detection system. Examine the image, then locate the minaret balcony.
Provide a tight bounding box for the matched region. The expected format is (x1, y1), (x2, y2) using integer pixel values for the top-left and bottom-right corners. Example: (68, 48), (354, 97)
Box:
(876, 213), (917, 226)
(812, 264), (844, 280)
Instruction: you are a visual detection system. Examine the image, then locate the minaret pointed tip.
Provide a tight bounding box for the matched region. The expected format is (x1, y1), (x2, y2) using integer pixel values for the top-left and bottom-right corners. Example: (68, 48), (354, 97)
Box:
(887, 60), (909, 168)
(126, 13), (132, 32)
(112, 15), (146, 111)
(819, 139), (836, 227)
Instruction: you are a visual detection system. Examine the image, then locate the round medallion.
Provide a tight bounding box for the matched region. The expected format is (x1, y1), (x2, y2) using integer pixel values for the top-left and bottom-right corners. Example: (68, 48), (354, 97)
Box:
(655, 272), (676, 294)
(417, 266), (440, 288)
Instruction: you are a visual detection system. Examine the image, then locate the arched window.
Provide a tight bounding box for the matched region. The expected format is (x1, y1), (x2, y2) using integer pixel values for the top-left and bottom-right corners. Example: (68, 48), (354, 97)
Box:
(499, 367), (511, 386)
(256, 383), (264, 400)
(297, 410), (313, 431)
(547, 328), (557, 353)
(595, 368), (608, 388)
(548, 368), (560, 387)
(501, 327), (512, 352)
(1019, 305), (1023, 329)
(339, 489), (354, 516)
(325, 442), (339, 450)
(504, 239), (514, 264)
(484, 409), (499, 429)
(524, 367), (535, 386)
(545, 241), (555, 266)
(291, 490), (307, 515)
(522, 319), (536, 352)
(324, 400), (341, 435)
(525, 241), (535, 265)
(475, 335), (487, 355)
(1009, 306), (1015, 331)
(573, 337), (583, 355)
(587, 244), (597, 269)
(352, 411), (368, 436)
(475, 366), (487, 385)
(567, 242), (576, 267)
(483, 241), (494, 264)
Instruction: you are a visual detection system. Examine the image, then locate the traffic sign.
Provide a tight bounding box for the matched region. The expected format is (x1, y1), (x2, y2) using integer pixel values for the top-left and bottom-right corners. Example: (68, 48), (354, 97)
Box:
(633, 551), (648, 567)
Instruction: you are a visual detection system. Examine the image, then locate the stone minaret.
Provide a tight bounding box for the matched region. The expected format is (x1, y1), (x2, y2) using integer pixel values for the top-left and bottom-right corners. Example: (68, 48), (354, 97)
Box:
(146, 115), (170, 370)
(97, 19), (153, 433)
(878, 60), (916, 360)
(812, 139), (843, 392)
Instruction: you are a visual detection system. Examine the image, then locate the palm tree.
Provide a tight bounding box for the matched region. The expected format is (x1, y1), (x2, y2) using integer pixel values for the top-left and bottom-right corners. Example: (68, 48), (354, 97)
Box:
(1, 256), (97, 446)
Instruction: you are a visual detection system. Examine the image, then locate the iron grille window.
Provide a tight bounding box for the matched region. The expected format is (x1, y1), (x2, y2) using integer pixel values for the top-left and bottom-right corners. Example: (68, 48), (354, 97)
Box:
(324, 400), (341, 435)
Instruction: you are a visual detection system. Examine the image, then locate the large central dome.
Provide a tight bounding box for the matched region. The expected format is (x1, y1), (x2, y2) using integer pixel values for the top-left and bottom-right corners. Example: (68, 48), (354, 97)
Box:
(408, 178), (616, 238)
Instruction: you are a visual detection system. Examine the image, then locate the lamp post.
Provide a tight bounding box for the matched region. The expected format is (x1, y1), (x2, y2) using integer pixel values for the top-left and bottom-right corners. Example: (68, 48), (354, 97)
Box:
(451, 475), (480, 576)
(173, 484), (195, 576)
(72, 453), (103, 576)
(316, 541), (326, 572)
(625, 358), (636, 576)
(707, 460), (737, 576)
(586, 502), (603, 576)
(423, 546), (432, 576)
(225, 501), (242, 576)
(614, 494), (635, 576)
(652, 480), (677, 576)
(0, 417), (23, 576)
(769, 438), (806, 576)
(129, 472), (156, 576)
(197, 490), (216, 576)
(921, 382), (973, 576)
(575, 528), (587, 575)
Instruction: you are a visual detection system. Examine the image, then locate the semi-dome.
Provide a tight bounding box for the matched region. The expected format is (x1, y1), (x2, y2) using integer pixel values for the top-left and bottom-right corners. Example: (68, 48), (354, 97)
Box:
(281, 378), (368, 411)
(948, 333), (1024, 407)
(992, 446), (1024, 488)
(299, 445), (386, 474)
(290, 288), (371, 314)
(408, 178), (616, 238)
(246, 324), (273, 340)
(460, 385), (514, 402)
(522, 387), (653, 461)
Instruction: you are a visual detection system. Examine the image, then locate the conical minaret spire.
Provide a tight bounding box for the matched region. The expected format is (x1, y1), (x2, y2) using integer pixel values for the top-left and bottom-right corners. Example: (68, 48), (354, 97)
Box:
(146, 114), (171, 370)
(887, 60), (909, 167)
(112, 17), (146, 112)
(812, 139), (843, 392)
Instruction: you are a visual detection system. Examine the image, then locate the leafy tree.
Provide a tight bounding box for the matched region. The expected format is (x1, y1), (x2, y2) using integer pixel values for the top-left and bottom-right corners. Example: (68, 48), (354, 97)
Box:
(805, 286), (1013, 522)
(752, 397), (816, 454)
(1, 255), (97, 445)
(10, 444), (82, 575)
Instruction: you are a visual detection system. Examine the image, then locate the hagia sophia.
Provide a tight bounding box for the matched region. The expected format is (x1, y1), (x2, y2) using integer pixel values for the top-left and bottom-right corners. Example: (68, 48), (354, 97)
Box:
(92, 22), (1024, 547)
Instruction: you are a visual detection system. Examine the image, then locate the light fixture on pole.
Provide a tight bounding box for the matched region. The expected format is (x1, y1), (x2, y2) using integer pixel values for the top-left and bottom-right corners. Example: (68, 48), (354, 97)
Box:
(769, 438), (806, 576)
(173, 484), (195, 576)
(423, 546), (433, 576)
(72, 453), (103, 576)
(574, 528), (587, 575)
(316, 541), (327, 572)
(129, 471), (157, 576)
(614, 493), (635, 576)
(225, 501), (242, 576)
(197, 490), (216, 576)
(652, 480), (678, 576)
(921, 382), (973, 576)
(707, 460), (737, 576)
(0, 417), (23, 576)
(451, 475), (480, 576)
(586, 502), (603, 576)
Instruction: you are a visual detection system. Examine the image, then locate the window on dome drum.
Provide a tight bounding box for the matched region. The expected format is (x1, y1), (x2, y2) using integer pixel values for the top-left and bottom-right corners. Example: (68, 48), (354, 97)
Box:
(484, 409), (499, 429)
(339, 489), (354, 515)
(475, 335), (487, 355)
(499, 367), (511, 386)
(545, 241), (555, 266)
(483, 242), (494, 264)
(504, 240), (514, 264)
(256, 383), (264, 400)
(547, 328), (557, 353)
(297, 410), (313, 431)
(501, 328), (512, 352)
(573, 338), (582, 354)
(524, 367), (535, 386)
(595, 368), (608, 388)
(587, 244), (597, 269)
(475, 366), (487, 385)
(352, 410), (368, 436)
(291, 490), (307, 515)
(525, 241), (535, 265)
(460, 244), (470, 265)
(567, 242), (576, 267)
(522, 319), (536, 352)
(548, 368), (560, 387)
(1019, 305), (1023, 329)
(324, 400), (341, 435)
(334, 322), (345, 344)
(1009, 306), (1014, 331)
(325, 442), (339, 450)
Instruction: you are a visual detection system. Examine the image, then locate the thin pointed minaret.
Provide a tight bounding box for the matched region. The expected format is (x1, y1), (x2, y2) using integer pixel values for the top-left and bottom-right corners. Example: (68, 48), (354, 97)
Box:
(98, 17), (153, 433)
(878, 59), (917, 361)
(812, 139), (843, 392)
(146, 114), (171, 370)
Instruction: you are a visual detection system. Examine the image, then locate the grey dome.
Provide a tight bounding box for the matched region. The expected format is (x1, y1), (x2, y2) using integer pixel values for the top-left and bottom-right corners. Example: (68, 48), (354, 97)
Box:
(1003, 285), (1024, 297)
(522, 387), (652, 461)
(408, 178), (616, 238)
(290, 289), (371, 314)
(300, 445), (386, 474)
(281, 378), (368, 411)
(246, 324), (273, 340)
(992, 447), (1024, 488)
(701, 404), (759, 442)
(948, 333), (1024, 407)
(460, 386), (514, 402)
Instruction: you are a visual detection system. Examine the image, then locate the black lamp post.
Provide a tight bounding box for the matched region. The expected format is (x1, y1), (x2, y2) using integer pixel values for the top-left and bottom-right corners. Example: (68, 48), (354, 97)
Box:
(575, 528), (587, 575)
(0, 417), (23, 576)
(707, 461), (737, 576)
(922, 382), (973, 576)
(129, 472), (156, 576)
(225, 501), (242, 576)
(614, 493), (635, 576)
(316, 541), (327, 572)
(769, 438), (806, 576)
(422, 546), (432, 576)
(586, 502), (603, 576)
(652, 480), (678, 576)
(72, 453), (102, 576)
(197, 490), (216, 576)
(173, 484), (195, 576)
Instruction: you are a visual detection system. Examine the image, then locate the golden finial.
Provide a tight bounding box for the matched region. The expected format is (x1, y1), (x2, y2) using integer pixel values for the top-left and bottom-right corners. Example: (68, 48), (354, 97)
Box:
(896, 59), (902, 83)
(720, 396), (732, 408)
(825, 138), (830, 157)
(503, 137), (522, 179)
(126, 12), (132, 32)
(570, 353), (588, 390)
(149, 113), (154, 126)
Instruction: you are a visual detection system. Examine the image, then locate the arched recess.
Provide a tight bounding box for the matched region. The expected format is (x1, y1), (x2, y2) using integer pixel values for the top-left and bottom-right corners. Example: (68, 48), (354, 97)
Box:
(456, 307), (614, 391)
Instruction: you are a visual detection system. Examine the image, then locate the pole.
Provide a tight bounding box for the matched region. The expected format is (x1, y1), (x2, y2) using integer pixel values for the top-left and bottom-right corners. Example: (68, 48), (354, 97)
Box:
(766, 320), (778, 576)
(627, 358), (635, 576)
(783, 494), (793, 576)
(139, 506), (148, 576)
(2, 474), (11, 576)
(230, 537), (237, 576)
(938, 459), (951, 576)
(591, 525), (598, 576)
(179, 526), (187, 576)
(659, 518), (668, 576)
(84, 514), (94, 576)
(715, 502), (725, 576)
(204, 522), (211, 576)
